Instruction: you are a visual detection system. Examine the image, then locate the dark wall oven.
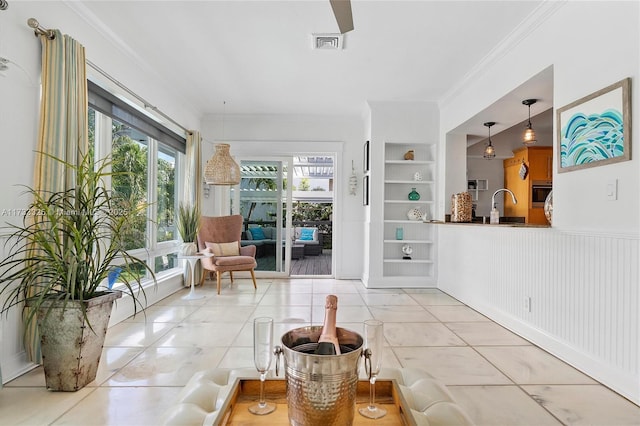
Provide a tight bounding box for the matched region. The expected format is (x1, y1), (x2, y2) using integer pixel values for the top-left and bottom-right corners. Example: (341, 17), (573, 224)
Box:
(531, 180), (552, 208)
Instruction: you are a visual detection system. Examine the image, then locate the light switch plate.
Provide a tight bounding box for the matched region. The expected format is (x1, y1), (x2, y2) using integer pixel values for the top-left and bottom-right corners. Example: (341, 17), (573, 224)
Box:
(606, 179), (618, 200)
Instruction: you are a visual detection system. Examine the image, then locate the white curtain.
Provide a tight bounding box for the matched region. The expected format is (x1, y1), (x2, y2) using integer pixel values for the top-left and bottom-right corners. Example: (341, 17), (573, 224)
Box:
(183, 131), (203, 285)
(184, 131), (202, 210)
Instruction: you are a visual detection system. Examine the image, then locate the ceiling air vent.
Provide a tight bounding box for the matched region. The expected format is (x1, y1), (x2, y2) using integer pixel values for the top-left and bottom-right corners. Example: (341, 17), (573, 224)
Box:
(312, 33), (344, 50)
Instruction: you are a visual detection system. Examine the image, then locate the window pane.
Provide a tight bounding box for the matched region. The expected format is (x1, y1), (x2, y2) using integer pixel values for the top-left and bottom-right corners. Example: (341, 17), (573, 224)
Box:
(154, 252), (179, 273)
(157, 146), (177, 242)
(120, 261), (148, 283)
(112, 120), (149, 251)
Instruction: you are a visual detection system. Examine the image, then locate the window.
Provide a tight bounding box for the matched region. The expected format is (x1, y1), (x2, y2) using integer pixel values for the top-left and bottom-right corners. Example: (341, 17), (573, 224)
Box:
(157, 145), (177, 244)
(87, 80), (186, 281)
(111, 121), (149, 251)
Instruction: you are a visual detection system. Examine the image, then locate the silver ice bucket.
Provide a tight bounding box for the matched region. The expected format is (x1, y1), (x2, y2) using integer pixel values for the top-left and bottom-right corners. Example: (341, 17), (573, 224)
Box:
(275, 326), (363, 426)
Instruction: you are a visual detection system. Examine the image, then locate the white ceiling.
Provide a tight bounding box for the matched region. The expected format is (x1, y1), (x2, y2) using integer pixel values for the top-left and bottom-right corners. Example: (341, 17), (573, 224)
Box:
(68, 0), (546, 118)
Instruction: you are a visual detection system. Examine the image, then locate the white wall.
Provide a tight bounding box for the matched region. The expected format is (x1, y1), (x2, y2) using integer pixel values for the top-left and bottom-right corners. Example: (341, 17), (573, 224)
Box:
(467, 157), (504, 217)
(200, 113), (366, 279)
(442, 132), (467, 218)
(438, 1), (640, 403)
(0, 2), (200, 383)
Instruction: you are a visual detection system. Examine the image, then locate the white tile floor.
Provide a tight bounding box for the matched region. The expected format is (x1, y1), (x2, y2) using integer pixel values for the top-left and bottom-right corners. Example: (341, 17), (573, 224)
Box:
(2, 278), (639, 425)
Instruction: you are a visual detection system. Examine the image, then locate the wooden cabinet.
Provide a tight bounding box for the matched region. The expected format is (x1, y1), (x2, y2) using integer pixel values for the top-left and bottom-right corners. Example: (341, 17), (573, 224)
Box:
(503, 151), (528, 218)
(528, 147), (553, 181)
(503, 147), (552, 225)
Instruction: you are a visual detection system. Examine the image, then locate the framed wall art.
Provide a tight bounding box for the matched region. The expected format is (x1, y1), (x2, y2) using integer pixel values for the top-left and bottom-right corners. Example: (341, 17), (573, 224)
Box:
(363, 140), (370, 173)
(557, 77), (631, 173)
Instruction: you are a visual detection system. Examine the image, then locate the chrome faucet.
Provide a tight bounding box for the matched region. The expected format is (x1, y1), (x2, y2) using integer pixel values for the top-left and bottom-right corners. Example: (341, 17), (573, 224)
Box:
(491, 188), (517, 208)
(490, 188), (517, 224)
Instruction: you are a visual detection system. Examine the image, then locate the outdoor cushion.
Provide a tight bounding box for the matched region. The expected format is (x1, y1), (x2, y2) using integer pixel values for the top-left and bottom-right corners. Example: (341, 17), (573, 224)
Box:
(299, 228), (315, 241)
(249, 227), (265, 240)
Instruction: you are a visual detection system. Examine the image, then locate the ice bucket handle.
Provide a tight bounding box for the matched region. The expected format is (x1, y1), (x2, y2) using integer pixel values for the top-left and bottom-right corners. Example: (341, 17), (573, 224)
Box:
(273, 345), (282, 377)
(362, 348), (372, 379)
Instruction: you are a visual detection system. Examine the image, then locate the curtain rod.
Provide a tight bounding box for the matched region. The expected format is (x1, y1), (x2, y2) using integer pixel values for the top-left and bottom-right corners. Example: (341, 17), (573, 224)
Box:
(26, 17), (191, 136)
(27, 18), (55, 39)
(86, 59), (190, 135)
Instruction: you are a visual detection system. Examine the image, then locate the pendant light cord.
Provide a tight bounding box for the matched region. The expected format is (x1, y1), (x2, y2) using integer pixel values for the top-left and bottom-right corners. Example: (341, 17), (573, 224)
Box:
(222, 101), (226, 140)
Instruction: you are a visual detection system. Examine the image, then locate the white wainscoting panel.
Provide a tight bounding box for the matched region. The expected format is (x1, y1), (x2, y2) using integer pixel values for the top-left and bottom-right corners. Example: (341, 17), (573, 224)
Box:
(438, 224), (639, 404)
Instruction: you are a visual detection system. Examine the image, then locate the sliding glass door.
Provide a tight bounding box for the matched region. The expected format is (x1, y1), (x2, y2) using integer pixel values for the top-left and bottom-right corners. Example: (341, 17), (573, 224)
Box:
(231, 154), (335, 277)
(231, 158), (292, 275)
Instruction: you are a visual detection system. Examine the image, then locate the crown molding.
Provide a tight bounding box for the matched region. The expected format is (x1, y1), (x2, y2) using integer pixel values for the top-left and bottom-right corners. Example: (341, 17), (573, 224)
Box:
(438, 0), (567, 109)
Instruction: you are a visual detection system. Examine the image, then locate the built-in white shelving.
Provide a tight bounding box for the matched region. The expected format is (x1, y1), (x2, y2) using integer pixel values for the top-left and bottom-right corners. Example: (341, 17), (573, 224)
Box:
(382, 142), (437, 281)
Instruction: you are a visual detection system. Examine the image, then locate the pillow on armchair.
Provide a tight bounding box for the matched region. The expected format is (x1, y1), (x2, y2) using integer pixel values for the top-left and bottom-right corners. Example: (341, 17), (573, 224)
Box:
(205, 241), (240, 257)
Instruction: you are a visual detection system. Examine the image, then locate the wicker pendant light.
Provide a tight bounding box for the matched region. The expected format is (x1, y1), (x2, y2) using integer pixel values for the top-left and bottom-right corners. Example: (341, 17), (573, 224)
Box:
(204, 143), (240, 185)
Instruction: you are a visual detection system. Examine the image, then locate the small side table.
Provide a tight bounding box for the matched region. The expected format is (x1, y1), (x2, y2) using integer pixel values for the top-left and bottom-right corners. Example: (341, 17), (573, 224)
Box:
(178, 252), (213, 300)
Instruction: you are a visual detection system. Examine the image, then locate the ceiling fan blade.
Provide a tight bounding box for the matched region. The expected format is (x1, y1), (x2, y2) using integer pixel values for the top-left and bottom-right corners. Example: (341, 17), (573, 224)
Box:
(329, 0), (354, 33)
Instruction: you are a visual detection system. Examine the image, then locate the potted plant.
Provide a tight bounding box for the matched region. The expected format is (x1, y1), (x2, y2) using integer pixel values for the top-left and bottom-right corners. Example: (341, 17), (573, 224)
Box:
(176, 203), (201, 289)
(177, 202), (200, 255)
(0, 151), (155, 391)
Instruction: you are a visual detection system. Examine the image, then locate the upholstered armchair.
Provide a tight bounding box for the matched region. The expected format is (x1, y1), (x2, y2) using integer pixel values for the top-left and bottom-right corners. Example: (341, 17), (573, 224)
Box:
(197, 215), (257, 294)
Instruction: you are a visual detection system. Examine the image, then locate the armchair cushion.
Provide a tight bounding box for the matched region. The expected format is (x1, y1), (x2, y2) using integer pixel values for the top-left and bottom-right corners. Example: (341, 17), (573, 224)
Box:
(205, 241), (239, 257)
(212, 255), (256, 268)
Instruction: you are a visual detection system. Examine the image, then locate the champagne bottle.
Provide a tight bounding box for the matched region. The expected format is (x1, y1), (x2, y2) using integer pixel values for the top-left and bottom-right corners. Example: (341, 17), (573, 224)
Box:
(315, 295), (341, 355)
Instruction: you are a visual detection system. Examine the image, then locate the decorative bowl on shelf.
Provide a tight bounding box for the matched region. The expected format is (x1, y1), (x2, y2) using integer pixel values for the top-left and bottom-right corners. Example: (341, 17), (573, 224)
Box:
(407, 208), (424, 221)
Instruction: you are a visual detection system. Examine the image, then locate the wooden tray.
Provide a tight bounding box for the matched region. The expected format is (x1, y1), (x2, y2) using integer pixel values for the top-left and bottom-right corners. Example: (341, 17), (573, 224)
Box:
(216, 378), (417, 425)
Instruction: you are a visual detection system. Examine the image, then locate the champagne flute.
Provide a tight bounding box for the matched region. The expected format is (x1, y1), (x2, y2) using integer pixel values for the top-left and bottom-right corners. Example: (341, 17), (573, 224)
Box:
(248, 317), (277, 415)
(358, 319), (387, 419)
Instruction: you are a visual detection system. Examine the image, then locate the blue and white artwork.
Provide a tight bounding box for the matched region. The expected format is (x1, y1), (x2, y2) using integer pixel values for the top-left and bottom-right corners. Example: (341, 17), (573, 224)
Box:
(560, 108), (624, 167)
(557, 79), (630, 172)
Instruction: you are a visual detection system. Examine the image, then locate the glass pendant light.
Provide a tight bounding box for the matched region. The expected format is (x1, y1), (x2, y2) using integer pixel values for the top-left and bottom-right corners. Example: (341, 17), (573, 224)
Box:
(483, 121), (496, 160)
(522, 99), (537, 146)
